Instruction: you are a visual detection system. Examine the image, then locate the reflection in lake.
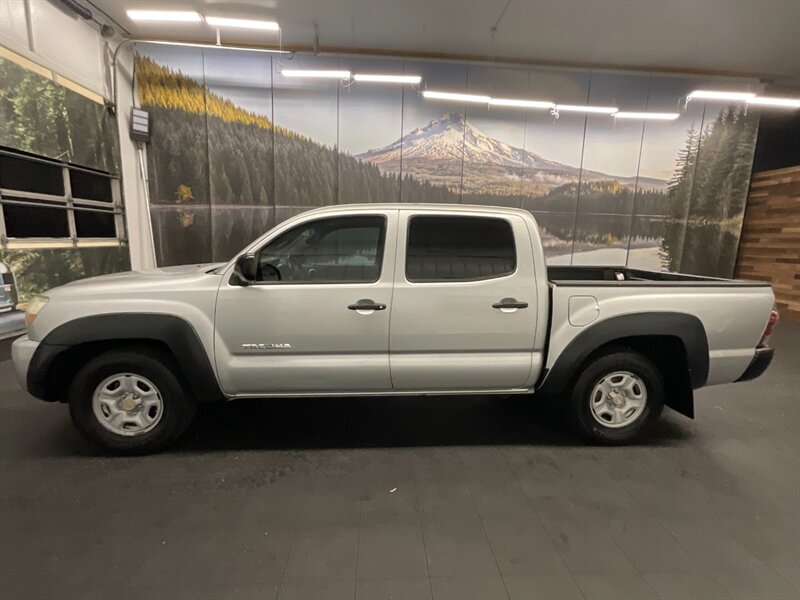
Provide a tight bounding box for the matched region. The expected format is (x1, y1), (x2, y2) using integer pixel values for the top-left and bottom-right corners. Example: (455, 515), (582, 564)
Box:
(665, 221), (743, 278)
(532, 211), (670, 268)
(150, 206), (274, 266)
(531, 211), (741, 276)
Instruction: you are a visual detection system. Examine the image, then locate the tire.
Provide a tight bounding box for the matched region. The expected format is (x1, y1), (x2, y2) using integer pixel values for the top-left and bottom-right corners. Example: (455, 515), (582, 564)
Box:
(68, 348), (196, 455)
(570, 350), (664, 445)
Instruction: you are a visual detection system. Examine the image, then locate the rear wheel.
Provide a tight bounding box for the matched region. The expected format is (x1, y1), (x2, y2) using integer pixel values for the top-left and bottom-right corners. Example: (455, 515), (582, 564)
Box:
(69, 349), (196, 454)
(570, 350), (664, 444)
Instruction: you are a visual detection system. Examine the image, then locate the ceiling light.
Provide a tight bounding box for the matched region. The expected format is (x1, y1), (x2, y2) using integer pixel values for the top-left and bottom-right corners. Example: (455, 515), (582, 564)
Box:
(555, 104), (618, 114)
(489, 98), (555, 109)
(205, 16), (279, 31)
(422, 90), (491, 103)
(281, 69), (351, 79)
(353, 74), (422, 84)
(746, 96), (800, 109)
(687, 90), (756, 102)
(127, 10), (202, 22)
(614, 111), (680, 120)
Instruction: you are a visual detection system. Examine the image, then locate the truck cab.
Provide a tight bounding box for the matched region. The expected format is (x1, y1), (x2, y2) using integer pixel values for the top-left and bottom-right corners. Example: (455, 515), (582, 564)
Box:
(214, 205), (548, 396)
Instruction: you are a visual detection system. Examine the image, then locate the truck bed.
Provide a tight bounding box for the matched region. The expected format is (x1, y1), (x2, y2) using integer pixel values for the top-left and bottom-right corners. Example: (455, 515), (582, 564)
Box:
(543, 265), (774, 388)
(547, 266), (769, 287)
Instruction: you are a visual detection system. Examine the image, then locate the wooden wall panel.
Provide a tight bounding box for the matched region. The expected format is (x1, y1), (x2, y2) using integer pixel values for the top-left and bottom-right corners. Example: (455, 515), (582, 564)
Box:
(735, 166), (800, 322)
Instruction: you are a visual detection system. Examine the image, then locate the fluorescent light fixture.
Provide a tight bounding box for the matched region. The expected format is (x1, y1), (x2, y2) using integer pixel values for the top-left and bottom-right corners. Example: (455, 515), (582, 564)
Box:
(205, 16), (279, 31)
(687, 90), (756, 102)
(281, 69), (351, 79)
(127, 10), (202, 22)
(422, 90), (491, 103)
(746, 96), (800, 109)
(353, 74), (421, 84)
(555, 104), (618, 114)
(614, 111), (680, 120)
(489, 98), (555, 109)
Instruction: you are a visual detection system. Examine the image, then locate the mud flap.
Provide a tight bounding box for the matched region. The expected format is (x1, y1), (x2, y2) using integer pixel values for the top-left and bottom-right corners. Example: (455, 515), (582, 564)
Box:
(665, 386), (695, 418)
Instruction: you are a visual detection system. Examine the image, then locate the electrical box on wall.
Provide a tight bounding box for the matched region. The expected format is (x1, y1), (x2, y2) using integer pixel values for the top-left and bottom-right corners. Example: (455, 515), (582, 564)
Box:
(130, 108), (150, 143)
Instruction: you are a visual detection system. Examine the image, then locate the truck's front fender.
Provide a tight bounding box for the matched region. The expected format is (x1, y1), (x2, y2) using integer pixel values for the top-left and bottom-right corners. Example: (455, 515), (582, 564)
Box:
(27, 313), (225, 403)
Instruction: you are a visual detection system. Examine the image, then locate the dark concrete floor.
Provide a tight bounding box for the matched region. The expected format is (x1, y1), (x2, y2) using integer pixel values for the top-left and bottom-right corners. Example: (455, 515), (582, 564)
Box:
(0, 325), (798, 600)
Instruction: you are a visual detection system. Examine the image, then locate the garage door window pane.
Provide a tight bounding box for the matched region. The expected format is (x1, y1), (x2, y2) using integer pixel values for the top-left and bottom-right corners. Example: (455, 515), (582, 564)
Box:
(0, 154), (63, 196)
(70, 170), (113, 202)
(3, 202), (70, 238)
(74, 210), (116, 237)
(406, 216), (516, 282)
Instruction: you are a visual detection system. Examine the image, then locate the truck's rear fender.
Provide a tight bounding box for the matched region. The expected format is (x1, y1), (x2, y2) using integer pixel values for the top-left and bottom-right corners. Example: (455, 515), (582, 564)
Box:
(28, 314), (225, 404)
(537, 312), (709, 418)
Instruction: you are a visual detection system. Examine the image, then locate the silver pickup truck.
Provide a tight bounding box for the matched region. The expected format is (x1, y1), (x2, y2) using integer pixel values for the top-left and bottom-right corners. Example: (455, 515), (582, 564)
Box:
(11, 204), (777, 454)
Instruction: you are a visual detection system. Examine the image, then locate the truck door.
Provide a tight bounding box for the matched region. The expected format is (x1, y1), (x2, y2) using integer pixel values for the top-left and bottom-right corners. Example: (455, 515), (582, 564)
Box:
(214, 209), (397, 395)
(389, 210), (539, 391)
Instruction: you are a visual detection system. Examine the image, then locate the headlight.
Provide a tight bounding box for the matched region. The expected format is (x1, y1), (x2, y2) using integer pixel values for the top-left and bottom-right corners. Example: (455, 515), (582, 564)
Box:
(25, 295), (48, 328)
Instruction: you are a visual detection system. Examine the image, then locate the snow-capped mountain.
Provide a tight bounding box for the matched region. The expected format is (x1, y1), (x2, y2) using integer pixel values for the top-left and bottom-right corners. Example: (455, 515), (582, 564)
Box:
(358, 112), (566, 171)
(356, 112), (666, 195)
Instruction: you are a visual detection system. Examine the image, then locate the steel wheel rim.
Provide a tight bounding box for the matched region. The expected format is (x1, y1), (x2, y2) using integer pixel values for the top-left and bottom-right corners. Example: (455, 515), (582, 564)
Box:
(92, 373), (163, 436)
(589, 370), (647, 429)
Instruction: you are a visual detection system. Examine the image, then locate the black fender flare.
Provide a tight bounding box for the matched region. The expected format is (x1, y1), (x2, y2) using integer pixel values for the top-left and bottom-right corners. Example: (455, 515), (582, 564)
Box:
(28, 313), (225, 403)
(537, 312), (709, 417)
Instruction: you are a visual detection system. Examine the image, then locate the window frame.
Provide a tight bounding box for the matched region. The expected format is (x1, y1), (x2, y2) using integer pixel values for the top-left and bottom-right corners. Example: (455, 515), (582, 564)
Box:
(0, 148), (124, 250)
(252, 214), (388, 285)
(404, 214), (518, 284)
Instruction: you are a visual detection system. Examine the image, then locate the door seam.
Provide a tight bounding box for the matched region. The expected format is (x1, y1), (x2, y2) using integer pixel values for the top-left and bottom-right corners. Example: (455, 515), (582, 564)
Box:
(386, 209), (400, 390)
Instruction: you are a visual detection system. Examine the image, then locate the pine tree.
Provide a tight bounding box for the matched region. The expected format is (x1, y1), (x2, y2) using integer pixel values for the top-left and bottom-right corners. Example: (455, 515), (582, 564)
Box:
(726, 109), (758, 220)
(666, 125), (699, 221)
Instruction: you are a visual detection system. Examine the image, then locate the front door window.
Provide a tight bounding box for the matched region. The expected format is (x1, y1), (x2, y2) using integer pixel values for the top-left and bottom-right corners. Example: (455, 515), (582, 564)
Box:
(257, 216), (386, 283)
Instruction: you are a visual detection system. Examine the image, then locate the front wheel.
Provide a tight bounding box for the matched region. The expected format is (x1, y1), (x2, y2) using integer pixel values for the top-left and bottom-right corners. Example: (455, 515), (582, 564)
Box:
(69, 349), (196, 455)
(570, 350), (664, 444)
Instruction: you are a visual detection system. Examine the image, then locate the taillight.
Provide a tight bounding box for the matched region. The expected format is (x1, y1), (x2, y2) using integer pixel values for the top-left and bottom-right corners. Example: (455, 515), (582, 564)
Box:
(759, 307), (779, 347)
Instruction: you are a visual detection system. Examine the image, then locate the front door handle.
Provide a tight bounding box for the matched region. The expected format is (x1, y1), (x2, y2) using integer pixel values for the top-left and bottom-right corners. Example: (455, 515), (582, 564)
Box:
(348, 299), (386, 311)
(492, 298), (528, 310)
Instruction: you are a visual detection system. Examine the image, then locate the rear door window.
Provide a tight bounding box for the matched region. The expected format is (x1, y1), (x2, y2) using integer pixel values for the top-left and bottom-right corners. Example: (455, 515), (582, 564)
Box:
(406, 216), (516, 282)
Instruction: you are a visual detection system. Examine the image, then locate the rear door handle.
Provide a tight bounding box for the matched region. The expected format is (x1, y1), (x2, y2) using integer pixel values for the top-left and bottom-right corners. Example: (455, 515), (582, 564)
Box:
(492, 298), (528, 310)
(348, 299), (386, 311)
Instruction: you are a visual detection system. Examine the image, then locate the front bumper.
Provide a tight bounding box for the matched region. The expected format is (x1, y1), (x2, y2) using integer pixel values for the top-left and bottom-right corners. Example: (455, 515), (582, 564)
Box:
(11, 334), (39, 393)
(735, 346), (774, 382)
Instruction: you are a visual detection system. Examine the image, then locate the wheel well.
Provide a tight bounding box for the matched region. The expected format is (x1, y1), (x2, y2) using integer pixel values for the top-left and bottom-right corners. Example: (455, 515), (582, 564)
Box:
(44, 340), (178, 403)
(581, 335), (694, 418)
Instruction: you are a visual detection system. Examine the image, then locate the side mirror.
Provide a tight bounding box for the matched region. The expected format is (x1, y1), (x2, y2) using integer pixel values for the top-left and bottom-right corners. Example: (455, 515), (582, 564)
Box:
(232, 253), (257, 286)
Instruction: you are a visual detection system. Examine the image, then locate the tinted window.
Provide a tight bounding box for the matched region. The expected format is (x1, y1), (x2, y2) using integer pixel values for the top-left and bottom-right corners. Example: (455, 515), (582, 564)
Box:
(406, 216), (516, 282)
(74, 209), (116, 237)
(70, 170), (113, 202)
(257, 216), (386, 283)
(0, 153), (63, 196)
(3, 201), (70, 238)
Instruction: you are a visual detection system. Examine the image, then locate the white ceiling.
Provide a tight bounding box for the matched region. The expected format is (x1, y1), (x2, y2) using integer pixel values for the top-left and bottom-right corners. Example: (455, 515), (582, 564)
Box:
(88, 0), (800, 82)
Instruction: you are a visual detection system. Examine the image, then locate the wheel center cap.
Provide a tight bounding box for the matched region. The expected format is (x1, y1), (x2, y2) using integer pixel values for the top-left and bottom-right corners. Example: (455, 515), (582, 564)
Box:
(121, 395), (139, 411)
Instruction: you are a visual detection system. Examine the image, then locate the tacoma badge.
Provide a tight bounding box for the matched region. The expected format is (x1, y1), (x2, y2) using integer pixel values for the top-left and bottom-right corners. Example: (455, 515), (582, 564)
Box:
(242, 343), (292, 350)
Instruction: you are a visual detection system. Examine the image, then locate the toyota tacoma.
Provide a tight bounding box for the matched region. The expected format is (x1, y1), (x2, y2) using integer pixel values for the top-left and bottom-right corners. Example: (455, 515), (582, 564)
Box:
(11, 204), (778, 453)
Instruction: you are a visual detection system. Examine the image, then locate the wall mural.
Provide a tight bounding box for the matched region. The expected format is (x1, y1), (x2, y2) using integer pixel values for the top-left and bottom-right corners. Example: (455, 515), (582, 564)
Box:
(0, 55), (119, 173)
(135, 45), (760, 278)
(0, 247), (130, 302)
